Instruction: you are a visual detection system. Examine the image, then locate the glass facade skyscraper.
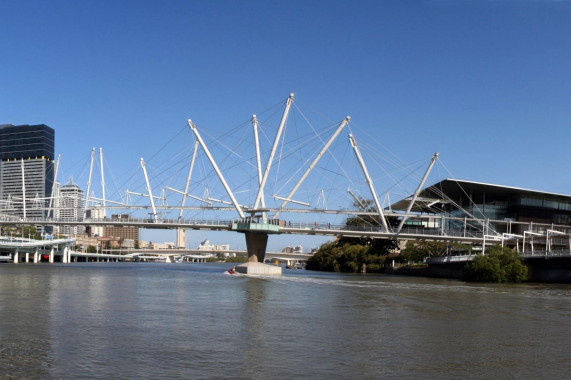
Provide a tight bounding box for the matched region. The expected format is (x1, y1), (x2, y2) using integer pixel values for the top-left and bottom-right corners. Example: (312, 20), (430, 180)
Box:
(0, 124), (55, 219)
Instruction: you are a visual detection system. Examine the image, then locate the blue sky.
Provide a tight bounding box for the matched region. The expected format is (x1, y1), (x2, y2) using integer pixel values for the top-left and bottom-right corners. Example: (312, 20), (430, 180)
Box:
(1, 0), (570, 250)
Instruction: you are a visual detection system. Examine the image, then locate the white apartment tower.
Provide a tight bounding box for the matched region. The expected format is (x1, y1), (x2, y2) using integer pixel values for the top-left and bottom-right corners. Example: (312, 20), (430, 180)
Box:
(55, 178), (85, 236)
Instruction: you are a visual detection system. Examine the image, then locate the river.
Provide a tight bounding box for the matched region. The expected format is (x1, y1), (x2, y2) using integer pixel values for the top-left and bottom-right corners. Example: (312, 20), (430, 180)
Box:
(0, 262), (569, 379)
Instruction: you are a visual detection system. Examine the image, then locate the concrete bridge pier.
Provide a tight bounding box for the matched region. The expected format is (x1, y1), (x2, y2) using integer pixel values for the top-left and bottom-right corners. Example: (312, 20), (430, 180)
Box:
(236, 231), (282, 275)
(13, 251), (19, 264)
(245, 231), (269, 263)
(63, 246), (69, 264)
(49, 248), (54, 263)
(25, 252), (29, 263)
(34, 248), (39, 263)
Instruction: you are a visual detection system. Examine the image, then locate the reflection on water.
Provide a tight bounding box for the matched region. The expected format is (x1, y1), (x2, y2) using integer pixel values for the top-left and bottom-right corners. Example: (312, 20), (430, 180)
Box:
(0, 263), (569, 378)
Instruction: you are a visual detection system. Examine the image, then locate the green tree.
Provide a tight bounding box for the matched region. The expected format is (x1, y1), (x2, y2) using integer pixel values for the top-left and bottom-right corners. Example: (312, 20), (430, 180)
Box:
(86, 245), (97, 253)
(225, 255), (248, 263)
(463, 246), (528, 283)
(307, 197), (398, 273)
(2, 225), (42, 239)
(306, 239), (393, 273)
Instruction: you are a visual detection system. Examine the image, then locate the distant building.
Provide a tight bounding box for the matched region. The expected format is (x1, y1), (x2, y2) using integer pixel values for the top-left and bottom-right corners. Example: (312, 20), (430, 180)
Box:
(176, 228), (186, 248)
(73, 234), (99, 251)
(281, 245), (303, 254)
(103, 214), (139, 240)
(0, 124), (55, 223)
(122, 239), (135, 249)
(86, 207), (105, 237)
(197, 239), (230, 251)
(152, 241), (176, 250)
(138, 240), (150, 249)
(55, 178), (85, 236)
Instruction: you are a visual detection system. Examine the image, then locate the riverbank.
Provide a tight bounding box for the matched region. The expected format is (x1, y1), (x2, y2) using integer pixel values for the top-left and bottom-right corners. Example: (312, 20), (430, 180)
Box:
(385, 260), (571, 283)
(384, 264), (464, 280)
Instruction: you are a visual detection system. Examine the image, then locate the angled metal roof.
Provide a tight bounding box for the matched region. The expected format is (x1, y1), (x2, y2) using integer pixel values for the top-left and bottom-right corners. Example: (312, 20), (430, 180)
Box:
(435, 179), (571, 199)
(390, 179), (571, 211)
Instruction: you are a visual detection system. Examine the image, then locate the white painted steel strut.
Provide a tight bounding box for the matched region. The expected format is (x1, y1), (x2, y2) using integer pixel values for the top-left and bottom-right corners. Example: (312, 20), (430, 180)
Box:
(179, 140), (200, 220)
(349, 133), (389, 232)
(273, 116), (350, 219)
(84, 148), (95, 218)
(140, 158), (158, 221)
(253, 93), (294, 211)
(396, 152), (439, 233)
(187, 119), (245, 218)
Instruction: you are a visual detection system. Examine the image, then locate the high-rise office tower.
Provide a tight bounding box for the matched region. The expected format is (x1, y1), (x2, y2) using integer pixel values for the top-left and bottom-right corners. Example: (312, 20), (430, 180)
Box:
(55, 178), (85, 236)
(0, 124), (55, 220)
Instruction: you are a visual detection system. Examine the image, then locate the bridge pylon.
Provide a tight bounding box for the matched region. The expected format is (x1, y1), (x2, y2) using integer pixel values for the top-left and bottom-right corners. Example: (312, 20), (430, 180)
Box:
(232, 210), (282, 274)
(244, 231), (269, 263)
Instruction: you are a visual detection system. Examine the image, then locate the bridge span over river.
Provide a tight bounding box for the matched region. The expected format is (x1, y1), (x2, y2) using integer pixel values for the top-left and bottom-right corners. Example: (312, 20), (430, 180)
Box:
(1, 94), (569, 272)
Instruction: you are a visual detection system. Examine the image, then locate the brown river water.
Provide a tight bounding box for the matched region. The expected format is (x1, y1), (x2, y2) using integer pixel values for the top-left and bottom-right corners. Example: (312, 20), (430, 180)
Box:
(0, 262), (569, 379)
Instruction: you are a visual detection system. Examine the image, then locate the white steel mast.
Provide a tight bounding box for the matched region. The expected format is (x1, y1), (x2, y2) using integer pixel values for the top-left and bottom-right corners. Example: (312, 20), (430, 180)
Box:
(48, 154), (61, 219)
(99, 148), (106, 217)
(273, 116), (350, 219)
(396, 152), (439, 233)
(347, 188), (366, 210)
(252, 115), (265, 209)
(349, 133), (389, 232)
(84, 148), (95, 218)
(140, 158), (158, 221)
(253, 93), (294, 211)
(21, 158), (26, 219)
(187, 119), (245, 218)
(179, 140), (199, 220)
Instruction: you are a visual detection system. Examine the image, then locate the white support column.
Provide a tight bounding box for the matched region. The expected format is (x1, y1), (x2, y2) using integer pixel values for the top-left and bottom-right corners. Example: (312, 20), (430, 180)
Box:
(21, 159), (27, 219)
(34, 248), (39, 263)
(140, 158), (158, 221)
(48, 154), (61, 220)
(85, 148), (96, 218)
(25, 252), (29, 263)
(63, 246), (69, 264)
(482, 234), (486, 255)
(179, 140), (199, 220)
(187, 119), (245, 218)
(100, 148), (107, 217)
(348, 189), (366, 210)
(274, 116), (350, 219)
(14, 251), (19, 264)
(252, 115), (266, 218)
(348, 134), (389, 232)
(49, 247), (54, 263)
(253, 93), (294, 210)
(396, 152), (439, 233)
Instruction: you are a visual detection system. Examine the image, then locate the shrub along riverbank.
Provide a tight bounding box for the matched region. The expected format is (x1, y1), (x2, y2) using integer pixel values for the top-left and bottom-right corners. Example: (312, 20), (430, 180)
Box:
(463, 246), (528, 283)
(305, 237), (398, 273)
(307, 239), (529, 283)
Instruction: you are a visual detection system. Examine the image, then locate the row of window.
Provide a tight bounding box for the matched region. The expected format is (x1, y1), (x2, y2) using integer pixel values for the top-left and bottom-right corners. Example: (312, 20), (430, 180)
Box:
(520, 196), (571, 211)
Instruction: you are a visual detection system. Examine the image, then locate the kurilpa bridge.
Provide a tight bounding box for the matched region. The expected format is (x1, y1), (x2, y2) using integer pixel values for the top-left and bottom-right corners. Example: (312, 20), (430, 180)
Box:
(1, 94), (569, 273)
